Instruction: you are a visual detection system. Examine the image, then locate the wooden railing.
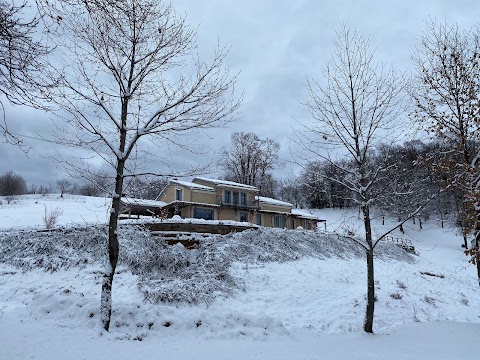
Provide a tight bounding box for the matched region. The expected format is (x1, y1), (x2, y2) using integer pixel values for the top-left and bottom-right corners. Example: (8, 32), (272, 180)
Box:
(384, 235), (416, 254)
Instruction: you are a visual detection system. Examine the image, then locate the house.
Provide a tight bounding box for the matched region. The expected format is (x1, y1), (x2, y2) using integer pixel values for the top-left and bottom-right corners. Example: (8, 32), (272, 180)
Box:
(154, 177), (323, 230)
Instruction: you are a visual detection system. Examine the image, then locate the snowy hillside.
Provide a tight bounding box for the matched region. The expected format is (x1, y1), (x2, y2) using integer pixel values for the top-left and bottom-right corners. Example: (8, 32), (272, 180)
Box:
(0, 194), (111, 230)
(0, 195), (479, 359)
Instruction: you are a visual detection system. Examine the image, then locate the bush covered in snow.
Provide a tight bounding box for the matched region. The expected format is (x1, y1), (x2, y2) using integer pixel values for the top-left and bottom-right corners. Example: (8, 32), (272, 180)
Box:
(215, 228), (414, 263)
(120, 227), (237, 305)
(0, 225), (414, 304)
(0, 226), (106, 271)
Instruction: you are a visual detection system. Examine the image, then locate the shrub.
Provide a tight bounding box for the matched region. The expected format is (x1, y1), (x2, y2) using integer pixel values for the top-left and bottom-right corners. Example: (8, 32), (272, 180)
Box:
(423, 295), (436, 305)
(43, 206), (64, 229)
(390, 292), (403, 300)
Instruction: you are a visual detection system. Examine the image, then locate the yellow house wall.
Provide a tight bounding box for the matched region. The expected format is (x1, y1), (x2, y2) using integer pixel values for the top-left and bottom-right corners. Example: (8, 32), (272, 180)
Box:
(217, 208), (238, 221)
(261, 213), (273, 227)
(158, 185), (191, 203)
(157, 185), (174, 202)
(191, 191), (217, 204)
(178, 206), (191, 219)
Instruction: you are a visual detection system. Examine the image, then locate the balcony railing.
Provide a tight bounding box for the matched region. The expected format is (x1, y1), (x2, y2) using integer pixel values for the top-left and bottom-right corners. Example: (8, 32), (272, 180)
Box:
(220, 200), (259, 210)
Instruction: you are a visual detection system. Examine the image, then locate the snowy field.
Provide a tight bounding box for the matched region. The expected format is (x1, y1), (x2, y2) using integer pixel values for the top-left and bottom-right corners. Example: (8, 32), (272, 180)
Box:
(0, 194), (111, 230)
(0, 195), (479, 359)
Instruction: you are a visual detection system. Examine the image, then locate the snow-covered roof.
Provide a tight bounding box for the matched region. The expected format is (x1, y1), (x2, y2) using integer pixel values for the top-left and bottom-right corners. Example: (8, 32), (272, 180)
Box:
(121, 197), (167, 207)
(256, 196), (293, 208)
(193, 177), (258, 191)
(171, 179), (215, 191)
(291, 209), (322, 220)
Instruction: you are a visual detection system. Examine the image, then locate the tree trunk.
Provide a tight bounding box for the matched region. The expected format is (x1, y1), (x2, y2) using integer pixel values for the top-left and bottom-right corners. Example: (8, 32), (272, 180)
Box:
(100, 160), (125, 331)
(475, 233), (480, 288)
(362, 205), (375, 333)
(475, 209), (480, 287)
(477, 252), (480, 287)
(364, 248), (375, 333)
(463, 235), (468, 249)
(99, 90), (129, 331)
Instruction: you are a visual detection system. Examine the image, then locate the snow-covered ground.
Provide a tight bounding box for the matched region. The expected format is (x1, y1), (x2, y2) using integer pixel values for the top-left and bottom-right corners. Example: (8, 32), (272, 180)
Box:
(0, 195), (479, 359)
(0, 194), (111, 230)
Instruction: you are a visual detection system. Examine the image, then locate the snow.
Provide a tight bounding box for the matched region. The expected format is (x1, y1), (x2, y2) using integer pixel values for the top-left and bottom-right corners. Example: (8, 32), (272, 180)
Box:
(171, 179), (215, 191)
(0, 318), (477, 360)
(291, 208), (321, 220)
(1, 196), (479, 359)
(121, 216), (257, 227)
(193, 177), (259, 191)
(121, 197), (167, 207)
(0, 194), (111, 230)
(256, 195), (293, 208)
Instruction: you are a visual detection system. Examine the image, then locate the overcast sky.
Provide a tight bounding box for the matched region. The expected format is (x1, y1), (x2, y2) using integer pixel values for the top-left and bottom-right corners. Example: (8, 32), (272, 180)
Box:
(1, 0), (479, 188)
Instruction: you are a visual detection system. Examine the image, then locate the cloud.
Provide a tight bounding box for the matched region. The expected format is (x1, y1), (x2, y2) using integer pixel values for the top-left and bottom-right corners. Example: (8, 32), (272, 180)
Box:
(2, 0), (479, 186)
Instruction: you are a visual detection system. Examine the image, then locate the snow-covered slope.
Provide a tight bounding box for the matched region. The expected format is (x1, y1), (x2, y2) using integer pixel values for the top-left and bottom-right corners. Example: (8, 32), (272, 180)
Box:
(0, 194), (111, 230)
(0, 195), (479, 359)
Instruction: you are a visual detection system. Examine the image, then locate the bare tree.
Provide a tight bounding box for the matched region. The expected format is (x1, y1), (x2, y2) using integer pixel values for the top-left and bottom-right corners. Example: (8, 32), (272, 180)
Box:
(411, 21), (480, 285)
(56, 179), (72, 198)
(300, 160), (354, 209)
(0, 0), (53, 148)
(0, 170), (27, 202)
(40, 0), (240, 331)
(297, 26), (429, 333)
(374, 142), (433, 232)
(78, 183), (102, 197)
(124, 175), (167, 199)
(37, 184), (52, 196)
(28, 183), (38, 194)
(276, 177), (307, 208)
(219, 132), (279, 196)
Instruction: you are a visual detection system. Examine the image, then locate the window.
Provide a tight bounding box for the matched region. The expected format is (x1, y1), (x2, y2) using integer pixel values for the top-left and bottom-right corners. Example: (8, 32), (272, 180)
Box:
(239, 211), (249, 222)
(193, 207), (214, 220)
(273, 215), (286, 228)
(175, 188), (182, 201)
(224, 190), (231, 204)
(240, 192), (247, 206)
(233, 191), (239, 205)
(256, 213), (262, 226)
